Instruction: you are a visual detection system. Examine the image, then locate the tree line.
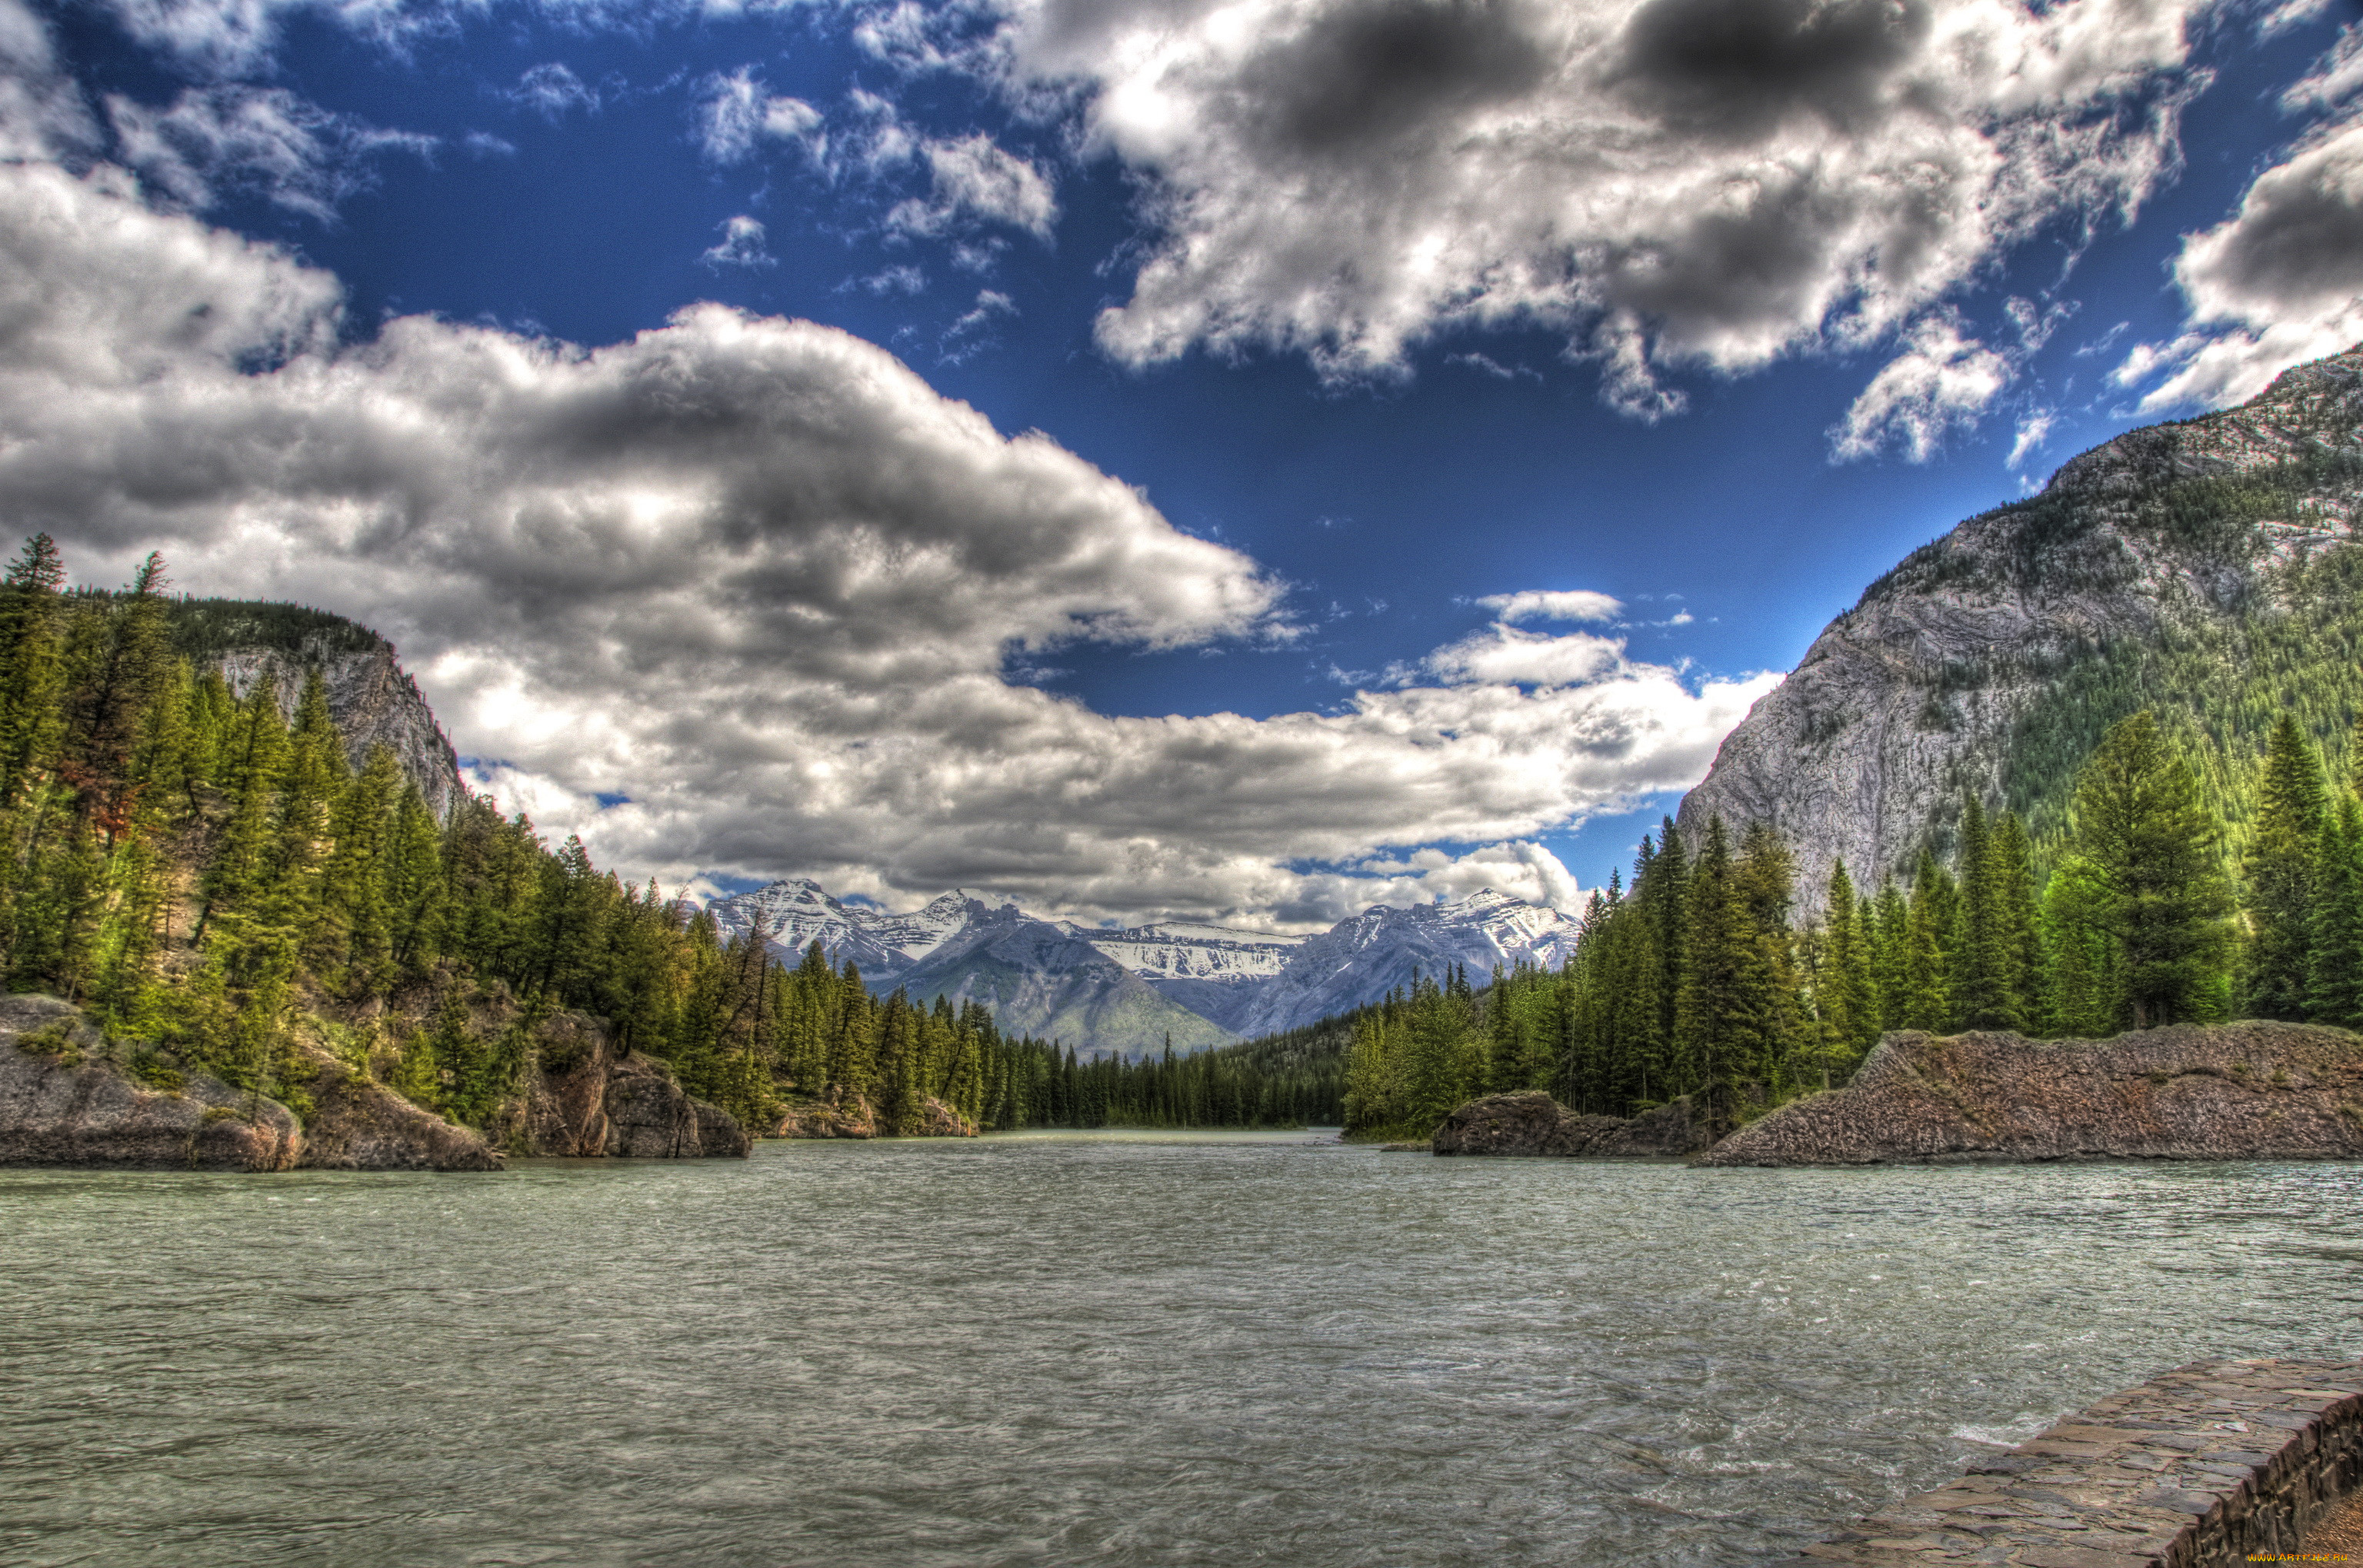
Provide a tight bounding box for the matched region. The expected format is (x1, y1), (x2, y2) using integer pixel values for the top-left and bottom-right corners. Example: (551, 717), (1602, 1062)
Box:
(1344, 706), (2347, 1138)
(0, 537), (1334, 1137)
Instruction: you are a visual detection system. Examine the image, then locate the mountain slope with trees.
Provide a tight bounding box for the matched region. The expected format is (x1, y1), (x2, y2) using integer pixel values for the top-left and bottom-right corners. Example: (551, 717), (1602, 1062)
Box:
(1678, 344), (2363, 908)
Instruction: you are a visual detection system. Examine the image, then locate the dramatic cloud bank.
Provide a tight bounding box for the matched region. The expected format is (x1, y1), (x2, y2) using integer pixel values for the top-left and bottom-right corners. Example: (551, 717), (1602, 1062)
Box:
(0, 151), (1773, 926)
(985, 0), (2208, 424)
(2117, 15), (2363, 410)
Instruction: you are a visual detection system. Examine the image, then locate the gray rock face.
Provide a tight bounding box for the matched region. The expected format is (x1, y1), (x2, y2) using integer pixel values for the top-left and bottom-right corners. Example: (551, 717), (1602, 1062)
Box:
(295, 1051), (503, 1170)
(1429, 1090), (1715, 1157)
(892, 907), (1238, 1057)
(512, 1010), (749, 1158)
(1677, 343), (2363, 910)
(0, 996), (301, 1170)
(1698, 1021), (2363, 1165)
(217, 634), (464, 818)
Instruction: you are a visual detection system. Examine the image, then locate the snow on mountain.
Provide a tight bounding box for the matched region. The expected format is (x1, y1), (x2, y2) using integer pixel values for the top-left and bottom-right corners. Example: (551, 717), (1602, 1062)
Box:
(704, 880), (1009, 977)
(1228, 889), (1580, 1040)
(1065, 921), (1305, 1033)
(703, 880), (1575, 1050)
(895, 907), (1238, 1059)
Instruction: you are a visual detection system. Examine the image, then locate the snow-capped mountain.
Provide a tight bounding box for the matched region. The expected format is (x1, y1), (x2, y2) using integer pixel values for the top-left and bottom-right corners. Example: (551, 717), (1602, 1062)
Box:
(1057, 920), (1305, 1033)
(702, 879), (1577, 1054)
(705, 879), (1005, 978)
(1228, 889), (1581, 1039)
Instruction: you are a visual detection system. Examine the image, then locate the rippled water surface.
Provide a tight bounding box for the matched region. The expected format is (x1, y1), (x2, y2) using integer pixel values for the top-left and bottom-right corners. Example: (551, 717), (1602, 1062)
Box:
(5, 1136), (2363, 1566)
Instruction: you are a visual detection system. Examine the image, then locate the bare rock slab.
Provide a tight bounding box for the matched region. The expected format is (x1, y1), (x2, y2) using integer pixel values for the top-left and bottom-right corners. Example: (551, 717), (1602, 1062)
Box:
(0, 995), (298, 1171)
(1701, 1022), (2363, 1167)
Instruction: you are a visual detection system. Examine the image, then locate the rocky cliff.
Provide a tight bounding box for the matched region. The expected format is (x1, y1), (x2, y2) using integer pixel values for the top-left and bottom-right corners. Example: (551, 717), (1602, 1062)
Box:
(0, 994), (748, 1170)
(1697, 1021), (2363, 1165)
(1678, 344), (2363, 907)
(216, 634), (465, 819)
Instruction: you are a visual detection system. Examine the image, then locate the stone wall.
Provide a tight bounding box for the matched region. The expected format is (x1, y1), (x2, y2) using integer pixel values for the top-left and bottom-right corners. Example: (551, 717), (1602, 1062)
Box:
(1778, 1358), (2363, 1568)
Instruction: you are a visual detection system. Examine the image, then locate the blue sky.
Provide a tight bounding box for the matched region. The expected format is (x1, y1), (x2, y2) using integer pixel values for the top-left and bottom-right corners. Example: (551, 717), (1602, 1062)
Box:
(3, 0), (2361, 927)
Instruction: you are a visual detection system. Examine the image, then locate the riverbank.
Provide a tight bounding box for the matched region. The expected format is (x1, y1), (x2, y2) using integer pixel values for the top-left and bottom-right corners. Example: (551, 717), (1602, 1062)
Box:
(0, 992), (747, 1170)
(1784, 1358), (2363, 1567)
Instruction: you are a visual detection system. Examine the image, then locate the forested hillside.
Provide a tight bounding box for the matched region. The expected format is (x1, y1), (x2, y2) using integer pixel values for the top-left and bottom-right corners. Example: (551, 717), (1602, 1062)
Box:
(0, 536), (1331, 1140)
(1680, 345), (2363, 907)
(1345, 704), (2363, 1142)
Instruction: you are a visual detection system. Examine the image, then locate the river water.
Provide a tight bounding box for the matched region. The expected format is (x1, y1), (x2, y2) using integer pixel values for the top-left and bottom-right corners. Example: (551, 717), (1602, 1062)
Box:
(4, 1134), (2361, 1567)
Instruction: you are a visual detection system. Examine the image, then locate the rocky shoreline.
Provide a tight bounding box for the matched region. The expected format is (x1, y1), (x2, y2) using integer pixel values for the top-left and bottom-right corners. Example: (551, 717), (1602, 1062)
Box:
(0, 993), (748, 1172)
(1427, 1020), (2363, 1165)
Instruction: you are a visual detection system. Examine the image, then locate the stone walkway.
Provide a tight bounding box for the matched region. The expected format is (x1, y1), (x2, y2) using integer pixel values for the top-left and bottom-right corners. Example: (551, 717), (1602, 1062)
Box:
(1774, 1359), (2363, 1568)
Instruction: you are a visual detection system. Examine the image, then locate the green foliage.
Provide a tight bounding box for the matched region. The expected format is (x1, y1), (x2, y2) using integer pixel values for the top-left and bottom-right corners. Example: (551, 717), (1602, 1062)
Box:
(2068, 712), (2235, 1028)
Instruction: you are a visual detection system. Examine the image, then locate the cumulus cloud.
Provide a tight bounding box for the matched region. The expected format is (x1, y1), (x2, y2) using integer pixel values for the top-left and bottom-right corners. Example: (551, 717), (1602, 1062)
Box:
(105, 85), (435, 221)
(0, 0), (98, 162)
(693, 66), (823, 165)
(2111, 18), (2363, 413)
(1329, 840), (1586, 914)
(1473, 588), (1623, 624)
(1830, 314), (2012, 461)
(0, 155), (1773, 925)
(972, 0), (2207, 398)
(700, 213), (775, 269)
(885, 131), (1058, 239)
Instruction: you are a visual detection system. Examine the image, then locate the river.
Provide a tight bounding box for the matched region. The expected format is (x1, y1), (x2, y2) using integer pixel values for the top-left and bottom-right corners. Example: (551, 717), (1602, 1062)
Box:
(4, 1133), (2360, 1566)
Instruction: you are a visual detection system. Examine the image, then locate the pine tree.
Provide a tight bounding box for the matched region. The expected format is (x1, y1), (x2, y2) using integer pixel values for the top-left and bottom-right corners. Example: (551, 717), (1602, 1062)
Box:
(1899, 852), (1951, 1030)
(1674, 816), (1755, 1124)
(2242, 713), (2328, 1020)
(2071, 711), (2234, 1028)
(2307, 799), (2363, 1028)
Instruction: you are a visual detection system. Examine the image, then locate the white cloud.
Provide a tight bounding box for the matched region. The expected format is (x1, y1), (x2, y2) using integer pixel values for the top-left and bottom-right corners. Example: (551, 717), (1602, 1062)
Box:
(0, 0), (98, 163)
(1423, 624), (1628, 687)
(1473, 588), (1623, 624)
(510, 62), (598, 122)
(1829, 314), (2012, 461)
(0, 156), (1774, 926)
(2007, 408), (2056, 471)
(701, 213), (775, 269)
(105, 85), (435, 221)
(885, 131), (1058, 239)
(693, 66), (823, 165)
(2117, 112), (2363, 411)
(969, 0), (2208, 401)
(1341, 840), (1585, 914)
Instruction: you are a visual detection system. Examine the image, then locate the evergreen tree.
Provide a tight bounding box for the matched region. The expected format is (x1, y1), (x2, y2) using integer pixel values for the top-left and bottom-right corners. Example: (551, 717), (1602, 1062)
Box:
(2071, 711), (2234, 1028)
(2242, 713), (2329, 1020)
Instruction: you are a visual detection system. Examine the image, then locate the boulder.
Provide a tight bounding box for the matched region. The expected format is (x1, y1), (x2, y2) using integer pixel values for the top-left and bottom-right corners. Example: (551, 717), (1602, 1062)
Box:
(508, 1011), (748, 1158)
(773, 1092), (975, 1138)
(0, 995), (299, 1171)
(292, 1051), (502, 1171)
(1430, 1090), (1716, 1157)
(775, 1093), (878, 1138)
(1698, 1021), (2363, 1166)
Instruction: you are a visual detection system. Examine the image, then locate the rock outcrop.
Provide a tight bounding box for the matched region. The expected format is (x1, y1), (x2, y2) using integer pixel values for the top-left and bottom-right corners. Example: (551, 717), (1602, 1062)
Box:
(0, 993), (748, 1170)
(1678, 342), (2363, 910)
(773, 1092), (977, 1138)
(510, 1010), (749, 1158)
(293, 1051), (503, 1170)
(1699, 1021), (2363, 1166)
(0, 995), (301, 1170)
(1430, 1090), (1717, 1157)
(217, 635), (464, 819)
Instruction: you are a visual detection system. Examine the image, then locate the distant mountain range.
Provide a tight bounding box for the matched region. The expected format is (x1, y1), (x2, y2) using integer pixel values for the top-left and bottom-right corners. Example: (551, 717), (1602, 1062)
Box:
(705, 880), (1579, 1056)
